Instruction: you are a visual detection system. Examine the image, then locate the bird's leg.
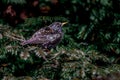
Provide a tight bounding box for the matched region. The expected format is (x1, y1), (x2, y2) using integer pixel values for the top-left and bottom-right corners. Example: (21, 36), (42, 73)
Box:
(43, 48), (51, 54)
(41, 48), (52, 61)
(42, 44), (51, 54)
(35, 48), (50, 61)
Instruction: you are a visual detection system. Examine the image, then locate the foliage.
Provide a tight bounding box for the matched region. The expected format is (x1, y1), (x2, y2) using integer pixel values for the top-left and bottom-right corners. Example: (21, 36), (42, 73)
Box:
(2, 0), (26, 4)
(0, 0), (120, 80)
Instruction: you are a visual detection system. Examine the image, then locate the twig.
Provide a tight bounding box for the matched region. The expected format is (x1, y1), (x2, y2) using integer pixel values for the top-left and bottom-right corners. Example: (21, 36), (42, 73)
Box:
(5, 34), (25, 42)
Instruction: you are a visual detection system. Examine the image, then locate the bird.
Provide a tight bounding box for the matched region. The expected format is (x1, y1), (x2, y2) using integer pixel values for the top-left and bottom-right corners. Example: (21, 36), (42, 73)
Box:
(21, 22), (67, 50)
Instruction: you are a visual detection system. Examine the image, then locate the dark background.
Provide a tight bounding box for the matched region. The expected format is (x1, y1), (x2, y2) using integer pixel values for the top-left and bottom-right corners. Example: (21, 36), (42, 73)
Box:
(0, 0), (120, 80)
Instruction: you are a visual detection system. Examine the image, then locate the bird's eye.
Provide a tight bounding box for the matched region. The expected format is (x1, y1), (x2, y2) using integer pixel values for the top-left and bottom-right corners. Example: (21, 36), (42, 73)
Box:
(57, 25), (60, 27)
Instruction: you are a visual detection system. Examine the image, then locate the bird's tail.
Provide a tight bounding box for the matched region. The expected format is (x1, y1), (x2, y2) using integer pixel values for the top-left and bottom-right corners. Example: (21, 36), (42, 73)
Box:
(21, 40), (28, 46)
(21, 39), (34, 46)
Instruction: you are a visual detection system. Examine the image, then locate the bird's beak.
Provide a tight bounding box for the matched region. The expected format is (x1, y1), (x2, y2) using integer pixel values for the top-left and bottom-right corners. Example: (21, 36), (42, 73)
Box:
(62, 22), (68, 26)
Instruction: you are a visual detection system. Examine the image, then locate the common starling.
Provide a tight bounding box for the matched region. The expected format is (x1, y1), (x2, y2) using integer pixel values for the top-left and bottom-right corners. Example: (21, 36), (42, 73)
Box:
(21, 22), (67, 50)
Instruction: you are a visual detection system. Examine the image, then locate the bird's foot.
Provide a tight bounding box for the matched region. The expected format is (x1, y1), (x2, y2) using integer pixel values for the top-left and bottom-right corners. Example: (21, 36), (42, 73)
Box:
(35, 48), (51, 61)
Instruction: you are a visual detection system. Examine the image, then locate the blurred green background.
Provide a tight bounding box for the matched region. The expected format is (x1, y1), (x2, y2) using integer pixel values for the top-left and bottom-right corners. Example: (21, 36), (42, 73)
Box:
(0, 0), (120, 80)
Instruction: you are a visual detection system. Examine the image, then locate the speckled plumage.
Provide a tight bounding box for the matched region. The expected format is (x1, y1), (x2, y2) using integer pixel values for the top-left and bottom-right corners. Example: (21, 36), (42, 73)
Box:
(21, 22), (66, 49)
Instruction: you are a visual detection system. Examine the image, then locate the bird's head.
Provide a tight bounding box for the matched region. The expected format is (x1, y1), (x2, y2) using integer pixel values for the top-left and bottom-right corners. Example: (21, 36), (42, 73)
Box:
(49, 22), (68, 32)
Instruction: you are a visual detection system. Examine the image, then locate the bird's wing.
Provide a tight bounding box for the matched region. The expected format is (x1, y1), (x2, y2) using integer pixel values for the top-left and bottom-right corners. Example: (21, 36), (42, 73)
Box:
(31, 27), (53, 38)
